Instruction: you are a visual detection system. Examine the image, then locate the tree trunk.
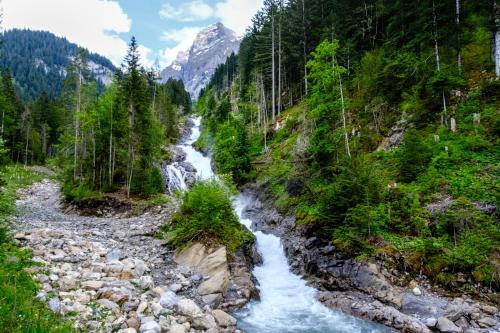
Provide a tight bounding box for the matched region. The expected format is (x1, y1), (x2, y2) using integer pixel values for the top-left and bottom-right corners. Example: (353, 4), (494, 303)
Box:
(278, 6), (282, 116)
(127, 102), (134, 197)
(433, 0), (447, 125)
(0, 108), (4, 137)
(74, 66), (82, 181)
(302, 0), (308, 95)
(456, 0), (462, 74)
(92, 127), (96, 185)
(109, 101), (113, 185)
(271, 10), (276, 123)
(495, 1), (500, 77)
(334, 56), (351, 158)
(260, 73), (267, 150)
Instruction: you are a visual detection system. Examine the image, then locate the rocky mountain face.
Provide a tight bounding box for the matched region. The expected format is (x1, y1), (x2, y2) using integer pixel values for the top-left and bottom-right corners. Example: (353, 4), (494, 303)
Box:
(161, 23), (240, 99)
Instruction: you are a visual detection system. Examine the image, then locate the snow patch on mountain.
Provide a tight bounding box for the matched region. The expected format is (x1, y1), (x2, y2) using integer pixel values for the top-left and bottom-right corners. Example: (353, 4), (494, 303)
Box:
(161, 22), (241, 100)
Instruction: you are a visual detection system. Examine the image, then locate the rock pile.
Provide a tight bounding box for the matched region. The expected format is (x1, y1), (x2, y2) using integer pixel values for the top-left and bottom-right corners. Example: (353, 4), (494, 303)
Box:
(11, 180), (245, 333)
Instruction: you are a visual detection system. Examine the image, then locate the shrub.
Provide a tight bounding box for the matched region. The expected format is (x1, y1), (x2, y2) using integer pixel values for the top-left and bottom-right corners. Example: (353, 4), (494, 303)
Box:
(397, 130), (432, 183)
(167, 179), (253, 252)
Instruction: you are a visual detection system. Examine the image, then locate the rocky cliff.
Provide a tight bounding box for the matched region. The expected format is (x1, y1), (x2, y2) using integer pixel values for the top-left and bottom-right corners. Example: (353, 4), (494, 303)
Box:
(161, 23), (240, 99)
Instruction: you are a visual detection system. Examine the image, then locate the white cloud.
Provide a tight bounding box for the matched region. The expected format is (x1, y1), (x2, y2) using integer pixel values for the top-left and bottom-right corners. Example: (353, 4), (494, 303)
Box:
(159, 26), (203, 66)
(157, 0), (262, 67)
(214, 0), (263, 35)
(159, 0), (262, 35)
(2, 0), (138, 66)
(138, 45), (155, 68)
(159, 1), (214, 22)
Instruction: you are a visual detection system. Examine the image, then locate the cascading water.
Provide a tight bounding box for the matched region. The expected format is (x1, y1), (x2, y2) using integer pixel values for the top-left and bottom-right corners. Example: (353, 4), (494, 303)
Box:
(165, 117), (391, 333)
(164, 117), (213, 193)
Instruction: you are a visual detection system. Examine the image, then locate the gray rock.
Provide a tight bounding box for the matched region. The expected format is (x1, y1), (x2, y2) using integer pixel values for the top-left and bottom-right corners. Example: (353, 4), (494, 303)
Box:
(202, 293), (222, 306)
(134, 259), (147, 277)
(169, 283), (183, 292)
(36, 291), (47, 301)
(138, 275), (154, 290)
(212, 309), (237, 327)
(106, 249), (125, 261)
(159, 291), (177, 308)
(169, 323), (186, 333)
(191, 314), (217, 330)
(477, 316), (496, 328)
(97, 299), (120, 311)
(425, 317), (437, 327)
(412, 287), (422, 296)
(437, 317), (462, 333)
(198, 270), (229, 296)
(176, 298), (202, 317)
(481, 305), (497, 315)
(139, 321), (161, 333)
(48, 298), (61, 314)
(401, 294), (441, 318)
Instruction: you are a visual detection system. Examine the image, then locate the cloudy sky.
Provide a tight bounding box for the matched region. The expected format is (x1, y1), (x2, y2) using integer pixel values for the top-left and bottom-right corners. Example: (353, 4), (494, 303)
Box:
(2, 0), (263, 68)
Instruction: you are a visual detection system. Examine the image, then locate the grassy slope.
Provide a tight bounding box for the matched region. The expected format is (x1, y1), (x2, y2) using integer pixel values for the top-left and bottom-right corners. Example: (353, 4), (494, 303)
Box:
(247, 94), (499, 292)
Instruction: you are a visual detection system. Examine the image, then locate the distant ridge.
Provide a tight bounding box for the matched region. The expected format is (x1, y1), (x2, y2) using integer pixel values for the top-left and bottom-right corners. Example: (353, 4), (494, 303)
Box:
(0, 29), (116, 100)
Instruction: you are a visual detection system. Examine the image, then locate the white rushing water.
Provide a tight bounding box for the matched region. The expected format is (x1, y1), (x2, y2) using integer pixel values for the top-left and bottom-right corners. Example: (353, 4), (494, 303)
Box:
(166, 117), (391, 333)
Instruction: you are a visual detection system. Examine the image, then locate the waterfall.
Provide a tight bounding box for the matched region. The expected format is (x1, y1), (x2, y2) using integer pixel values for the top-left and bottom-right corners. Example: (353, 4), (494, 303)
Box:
(163, 163), (187, 194)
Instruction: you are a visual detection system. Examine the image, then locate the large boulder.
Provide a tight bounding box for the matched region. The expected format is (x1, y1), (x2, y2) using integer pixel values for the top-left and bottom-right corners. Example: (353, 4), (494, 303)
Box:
(191, 313), (217, 330)
(212, 309), (237, 327)
(174, 244), (231, 297)
(436, 317), (462, 333)
(176, 298), (202, 317)
(198, 270), (229, 295)
(174, 243), (206, 267)
(198, 247), (227, 276)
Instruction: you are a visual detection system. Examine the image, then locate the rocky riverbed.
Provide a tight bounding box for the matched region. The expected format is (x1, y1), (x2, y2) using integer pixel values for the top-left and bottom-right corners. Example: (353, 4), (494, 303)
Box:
(241, 186), (500, 333)
(11, 179), (255, 333)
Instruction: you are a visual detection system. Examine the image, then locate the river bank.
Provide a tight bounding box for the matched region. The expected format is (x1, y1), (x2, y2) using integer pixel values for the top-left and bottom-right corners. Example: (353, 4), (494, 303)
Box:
(239, 183), (499, 333)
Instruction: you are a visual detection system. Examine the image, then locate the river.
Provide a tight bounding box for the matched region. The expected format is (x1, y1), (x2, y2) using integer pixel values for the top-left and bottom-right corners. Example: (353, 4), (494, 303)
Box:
(165, 117), (391, 333)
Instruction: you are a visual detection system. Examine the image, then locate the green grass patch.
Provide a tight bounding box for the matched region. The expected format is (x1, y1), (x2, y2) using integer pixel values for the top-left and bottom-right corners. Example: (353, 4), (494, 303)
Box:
(0, 165), (73, 332)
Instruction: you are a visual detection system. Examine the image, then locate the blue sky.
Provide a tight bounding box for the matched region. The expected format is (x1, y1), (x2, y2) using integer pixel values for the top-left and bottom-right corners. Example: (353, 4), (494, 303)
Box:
(2, 0), (263, 67)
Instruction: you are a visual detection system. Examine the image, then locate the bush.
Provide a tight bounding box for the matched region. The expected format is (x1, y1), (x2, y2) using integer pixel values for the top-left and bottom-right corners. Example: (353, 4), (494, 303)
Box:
(167, 179), (253, 252)
(397, 130), (432, 183)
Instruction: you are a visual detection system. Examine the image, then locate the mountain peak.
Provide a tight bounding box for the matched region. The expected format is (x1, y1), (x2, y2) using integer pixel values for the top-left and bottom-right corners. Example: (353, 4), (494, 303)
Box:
(161, 23), (240, 99)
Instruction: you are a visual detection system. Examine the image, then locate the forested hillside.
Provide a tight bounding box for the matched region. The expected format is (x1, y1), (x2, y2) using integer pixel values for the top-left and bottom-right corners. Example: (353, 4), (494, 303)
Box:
(0, 36), (191, 198)
(0, 29), (116, 100)
(196, 0), (499, 291)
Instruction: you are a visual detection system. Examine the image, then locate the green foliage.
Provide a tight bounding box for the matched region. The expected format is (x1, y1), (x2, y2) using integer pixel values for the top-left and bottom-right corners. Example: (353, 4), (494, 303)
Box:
(306, 39), (350, 169)
(213, 118), (251, 183)
(0, 29), (114, 101)
(397, 130), (433, 183)
(195, 0), (499, 291)
(54, 37), (190, 200)
(167, 179), (253, 252)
